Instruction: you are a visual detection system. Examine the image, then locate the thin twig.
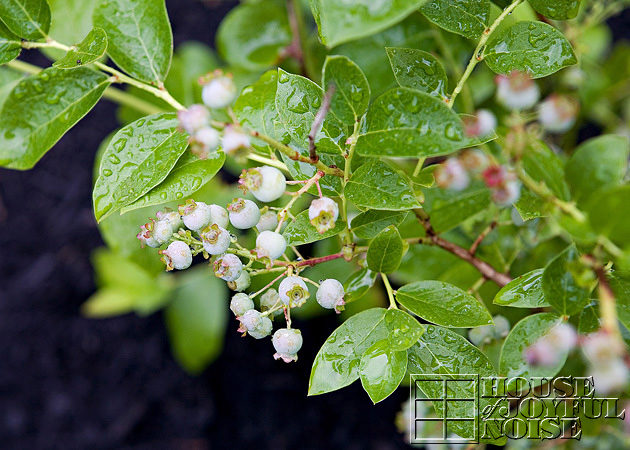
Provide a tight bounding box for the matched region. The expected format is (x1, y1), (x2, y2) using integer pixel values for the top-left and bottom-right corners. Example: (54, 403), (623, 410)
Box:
(469, 220), (498, 255)
(309, 84), (335, 163)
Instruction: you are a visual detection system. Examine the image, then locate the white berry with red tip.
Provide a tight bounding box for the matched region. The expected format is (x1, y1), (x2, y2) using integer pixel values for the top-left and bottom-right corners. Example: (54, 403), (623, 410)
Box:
(272, 328), (303, 363)
(137, 220), (161, 248)
(278, 276), (310, 307)
(160, 241), (192, 271)
(209, 204), (229, 228)
(153, 219), (174, 245)
(308, 197), (339, 234)
(256, 210), (279, 232)
(240, 166), (287, 202)
(202, 75), (237, 109)
(538, 94), (578, 133)
(227, 270), (251, 292)
(222, 126), (250, 154)
(179, 200), (212, 231)
(227, 198), (260, 229)
(316, 279), (345, 313)
(230, 293), (254, 316)
(464, 109), (497, 137)
(177, 104), (208, 134)
(213, 253), (243, 281)
(200, 224), (230, 255)
(435, 158), (470, 191)
(496, 72), (540, 110)
(255, 231), (287, 260)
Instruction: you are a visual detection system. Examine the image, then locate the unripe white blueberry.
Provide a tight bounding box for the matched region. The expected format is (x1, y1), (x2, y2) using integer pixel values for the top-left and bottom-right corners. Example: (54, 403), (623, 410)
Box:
(260, 288), (282, 317)
(239, 166), (287, 203)
(153, 219), (174, 245)
(222, 125), (250, 154)
(156, 209), (182, 231)
(435, 158), (470, 191)
(179, 200), (212, 231)
(459, 149), (489, 173)
(238, 310), (272, 339)
(194, 126), (221, 151)
(316, 279), (345, 313)
(202, 75), (237, 109)
(582, 331), (624, 364)
(495, 72), (540, 110)
(464, 109), (497, 137)
(227, 270), (251, 292)
(209, 204), (229, 228)
(524, 322), (577, 367)
(308, 197), (339, 234)
(255, 231), (287, 260)
(537, 94), (578, 133)
(256, 210), (279, 232)
(230, 293), (254, 316)
(589, 359), (629, 394)
(492, 315), (510, 338)
(492, 180), (521, 206)
(177, 104), (209, 134)
(227, 198), (260, 229)
(200, 223), (231, 255)
(278, 276), (310, 307)
(272, 328), (303, 363)
(213, 253), (243, 281)
(160, 241), (192, 271)
(137, 220), (161, 248)
(468, 325), (494, 346)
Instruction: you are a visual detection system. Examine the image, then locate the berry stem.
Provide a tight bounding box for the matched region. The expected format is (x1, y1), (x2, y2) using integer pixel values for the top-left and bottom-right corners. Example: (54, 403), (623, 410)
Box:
(275, 171), (324, 232)
(381, 273), (397, 310)
(250, 271), (288, 299)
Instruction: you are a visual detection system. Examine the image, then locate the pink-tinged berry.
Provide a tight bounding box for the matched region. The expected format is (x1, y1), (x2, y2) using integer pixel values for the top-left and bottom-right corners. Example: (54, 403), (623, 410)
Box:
(459, 149), (489, 173)
(238, 309), (272, 339)
(227, 198), (260, 229)
(227, 270), (251, 292)
(153, 219), (174, 245)
(278, 276), (310, 307)
(435, 158), (470, 191)
(230, 293), (254, 316)
(582, 331), (625, 364)
(316, 279), (345, 313)
(222, 125), (250, 154)
(156, 209), (182, 231)
(308, 197), (339, 234)
(589, 359), (629, 394)
(179, 199), (212, 231)
(255, 231), (287, 260)
(239, 166), (287, 202)
(495, 72), (540, 110)
(201, 73), (237, 109)
(137, 220), (161, 248)
(213, 253), (243, 281)
(200, 224), (231, 255)
(209, 204), (229, 228)
(537, 94), (579, 133)
(482, 166), (521, 206)
(256, 210), (279, 232)
(272, 328), (303, 363)
(193, 126), (221, 152)
(492, 180), (521, 206)
(524, 323), (577, 367)
(160, 241), (192, 271)
(464, 109), (497, 137)
(177, 104), (209, 134)
(260, 288), (282, 317)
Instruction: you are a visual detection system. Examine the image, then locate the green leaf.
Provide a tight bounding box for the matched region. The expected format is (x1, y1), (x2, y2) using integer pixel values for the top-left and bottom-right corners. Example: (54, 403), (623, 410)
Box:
(397, 280), (493, 327)
(527, 0), (580, 20)
(499, 313), (565, 378)
(165, 267), (228, 374)
(578, 301), (600, 334)
(609, 274), (630, 331)
(420, 0), (491, 39)
(355, 87), (479, 158)
(165, 42), (219, 107)
(484, 21), (577, 78)
(0, 0), (50, 39)
(367, 225), (404, 273)
(120, 151), (226, 213)
(0, 66), (22, 110)
(0, 67), (110, 169)
(351, 210), (408, 239)
(282, 208), (345, 246)
(53, 27), (107, 69)
(92, 113), (189, 222)
(493, 268), (550, 308)
(322, 55), (370, 124)
(359, 340), (407, 404)
(309, 0), (427, 48)
(422, 185), (491, 233)
(309, 307), (388, 395)
(345, 160), (420, 210)
(542, 245), (591, 316)
(0, 20), (21, 64)
(343, 267), (377, 303)
(565, 135), (629, 204)
(385, 47), (447, 98)
(384, 308), (424, 350)
(216, 0), (291, 71)
(281, 152), (344, 197)
(585, 185), (630, 247)
(44, 0), (99, 59)
(93, 0), (173, 83)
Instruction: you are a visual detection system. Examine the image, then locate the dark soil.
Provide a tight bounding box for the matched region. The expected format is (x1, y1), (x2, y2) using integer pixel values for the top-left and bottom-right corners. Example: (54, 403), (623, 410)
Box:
(0, 2), (628, 449)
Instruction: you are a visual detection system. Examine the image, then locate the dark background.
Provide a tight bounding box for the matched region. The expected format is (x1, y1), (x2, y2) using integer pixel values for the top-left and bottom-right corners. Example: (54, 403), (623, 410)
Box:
(0, 2), (628, 449)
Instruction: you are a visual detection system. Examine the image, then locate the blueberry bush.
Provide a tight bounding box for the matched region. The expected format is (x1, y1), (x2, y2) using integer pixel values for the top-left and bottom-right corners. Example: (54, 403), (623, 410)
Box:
(1, 0), (630, 446)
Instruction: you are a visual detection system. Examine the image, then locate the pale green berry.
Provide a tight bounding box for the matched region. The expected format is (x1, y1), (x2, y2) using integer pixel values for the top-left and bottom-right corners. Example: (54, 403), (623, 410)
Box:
(200, 223), (230, 255)
(209, 204), (229, 228)
(230, 293), (254, 316)
(316, 279), (345, 313)
(227, 270), (251, 292)
(255, 231), (287, 260)
(238, 310), (272, 339)
(179, 199), (212, 231)
(160, 241), (192, 271)
(227, 198), (260, 229)
(272, 328), (303, 363)
(308, 197), (339, 234)
(256, 210), (279, 232)
(213, 253), (243, 281)
(260, 289), (282, 318)
(278, 276), (310, 307)
(239, 166), (286, 203)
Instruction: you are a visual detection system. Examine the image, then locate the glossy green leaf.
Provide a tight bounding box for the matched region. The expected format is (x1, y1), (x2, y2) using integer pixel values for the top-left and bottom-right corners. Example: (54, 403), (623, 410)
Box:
(345, 160), (420, 211)
(322, 55), (370, 124)
(565, 135), (629, 204)
(53, 27), (107, 69)
(120, 151), (225, 213)
(578, 301), (600, 334)
(493, 268), (550, 308)
(542, 245), (591, 316)
(0, 21), (21, 64)
(282, 208), (345, 246)
(422, 185), (491, 232)
(499, 313), (565, 378)
(93, 0), (173, 83)
(527, 0), (580, 20)
(384, 308), (424, 350)
(355, 87), (479, 158)
(0, 66), (22, 110)
(609, 274), (630, 331)
(343, 267), (377, 303)
(359, 340), (407, 403)
(385, 47), (447, 98)
(0, 67), (110, 170)
(420, 0), (491, 39)
(367, 225), (404, 273)
(309, 0), (427, 48)
(93, 113), (189, 222)
(216, 0), (291, 71)
(0, 0), (50, 39)
(44, 0), (98, 59)
(585, 185), (630, 247)
(397, 280), (493, 327)
(281, 152), (344, 197)
(351, 210), (408, 239)
(484, 21), (577, 78)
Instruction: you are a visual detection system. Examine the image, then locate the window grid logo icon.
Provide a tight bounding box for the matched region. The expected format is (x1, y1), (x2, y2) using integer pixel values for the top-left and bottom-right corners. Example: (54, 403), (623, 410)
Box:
(410, 374), (480, 445)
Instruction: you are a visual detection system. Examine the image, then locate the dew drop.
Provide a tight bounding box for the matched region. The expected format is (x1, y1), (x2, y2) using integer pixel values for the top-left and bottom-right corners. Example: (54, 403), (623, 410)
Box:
(102, 168), (113, 176)
(278, 72), (289, 83)
(108, 154), (121, 164)
(175, 191), (183, 199)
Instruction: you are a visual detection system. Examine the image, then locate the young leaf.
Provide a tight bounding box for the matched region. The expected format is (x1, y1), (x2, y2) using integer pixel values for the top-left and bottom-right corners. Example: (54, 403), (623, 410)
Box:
(93, 0), (173, 83)
(282, 209), (345, 246)
(309, 0), (427, 48)
(366, 225), (404, 273)
(343, 268), (377, 303)
(527, 0), (580, 20)
(484, 21), (577, 78)
(385, 47), (448, 98)
(585, 185), (630, 247)
(542, 244), (590, 316)
(345, 160), (420, 211)
(359, 340), (407, 404)
(419, 0), (491, 40)
(322, 55), (370, 124)
(384, 309), (424, 350)
(92, 113), (189, 222)
(396, 280), (493, 328)
(0, 0), (51, 39)
(493, 268), (550, 308)
(351, 210), (408, 239)
(0, 21), (21, 64)
(53, 27), (108, 69)
(0, 67), (110, 170)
